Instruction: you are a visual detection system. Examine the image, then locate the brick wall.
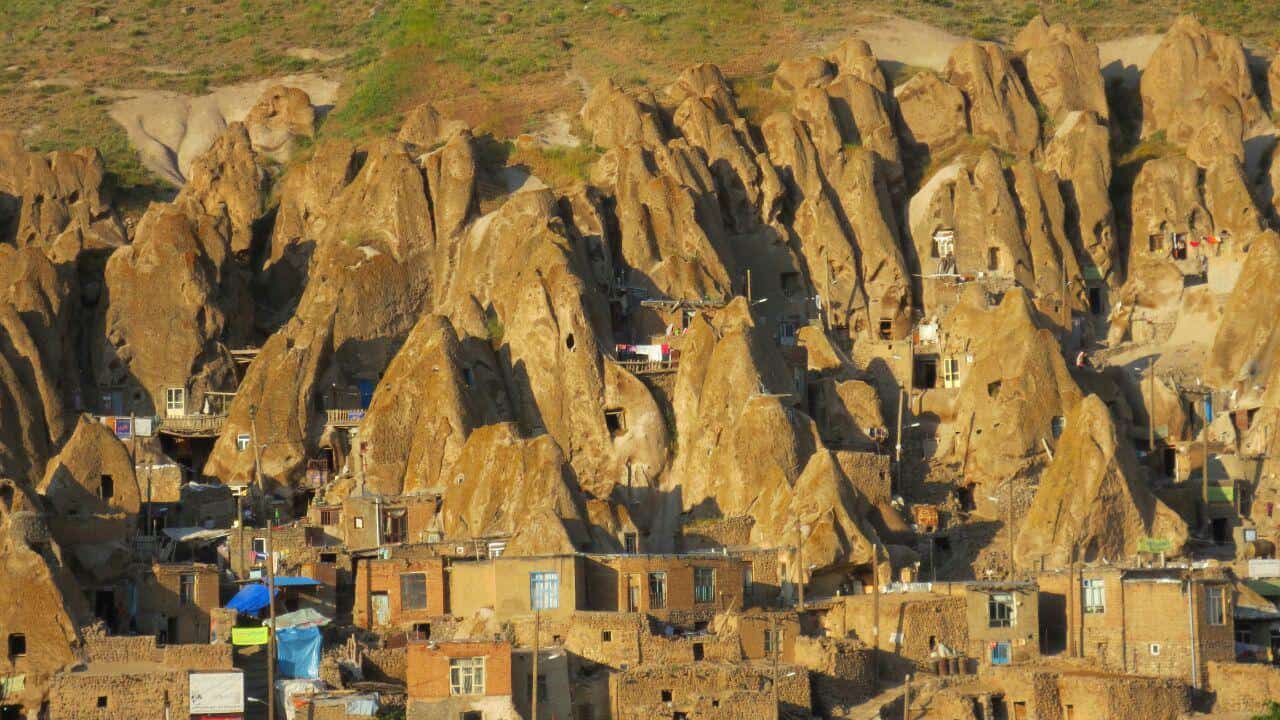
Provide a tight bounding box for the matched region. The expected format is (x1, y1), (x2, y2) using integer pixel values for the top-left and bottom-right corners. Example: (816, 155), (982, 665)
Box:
(354, 556), (447, 630)
(1206, 661), (1280, 713)
(407, 641), (512, 701)
(613, 661), (810, 719)
(588, 556), (746, 621)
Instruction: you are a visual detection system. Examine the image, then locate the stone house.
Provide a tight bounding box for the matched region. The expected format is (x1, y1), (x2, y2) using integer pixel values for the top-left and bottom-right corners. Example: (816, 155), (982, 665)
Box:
(449, 555), (585, 621)
(339, 493), (441, 550)
(132, 562), (219, 644)
(583, 554), (749, 626)
(1037, 566), (1234, 687)
(47, 635), (233, 720)
(611, 661), (811, 720)
(963, 581), (1040, 667)
(354, 554), (447, 634)
(406, 639), (516, 720)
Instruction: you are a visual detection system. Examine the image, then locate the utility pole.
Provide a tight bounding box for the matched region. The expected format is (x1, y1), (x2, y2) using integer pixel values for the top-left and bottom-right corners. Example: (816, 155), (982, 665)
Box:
(795, 514), (806, 611)
(903, 673), (912, 720)
(250, 406), (275, 720)
(771, 614), (780, 718)
(1200, 387), (1211, 531)
(1007, 476), (1016, 579)
(1147, 356), (1156, 467)
(871, 543), (881, 681)
(531, 609), (540, 720)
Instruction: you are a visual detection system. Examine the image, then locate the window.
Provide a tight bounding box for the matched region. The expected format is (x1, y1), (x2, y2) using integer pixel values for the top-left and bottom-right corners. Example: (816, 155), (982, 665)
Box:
(604, 408), (626, 436)
(648, 572), (667, 610)
(1051, 416), (1066, 439)
(382, 511), (406, 544)
(179, 573), (197, 606)
(1236, 627), (1252, 645)
(990, 641), (1011, 665)
(743, 566), (753, 597)
(319, 509), (341, 526)
(530, 572), (559, 610)
(988, 592), (1014, 628)
(8, 633), (25, 657)
(411, 623), (430, 641)
(449, 657), (485, 696)
(1172, 233), (1188, 260)
(401, 572), (428, 610)
(779, 320), (798, 346)
(987, 247), (1001, 271)
(96, 697), (108, 709)
(764, 627), (783, 656)
(252, 537), (267, 557)
(602, 630), (612, 642)
(487, 541), (506, 559)
(462, 367), (475, 388)
(354, 516), (364, 529)
(878, 319), (893, 340)
(661, 689), (672, 702)
(236, 434), (251, 452)
(692, 642), (704, 661)
(320, 552), (337, 564)
(624, 532), (638, 554)
(1081, 579), (1104, 613)
(694, 568), (715, 604)
(1149, 643), (1161, 656)
(165, 387), (185, 416)
(942, 357), (960, 388)
(1207, 586), (1227, 626)
(932, 230), (955, 258)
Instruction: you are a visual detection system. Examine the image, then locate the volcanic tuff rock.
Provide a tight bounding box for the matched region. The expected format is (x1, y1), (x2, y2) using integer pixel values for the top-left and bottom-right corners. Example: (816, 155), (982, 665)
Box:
(773, 56), (835, 93)
(244, 85), (317, 164)
(940, 289), (1083, 497)
(1042, 111), (1119, 285)
(1012, 15), (1109, 123)
(893, 72), (968, 160)
(0, 130), (126, 251)
(1140, 15), (1264, 166)
(354, 315), (511, 496)
(1016, 395), (1188, 566)
(0, 246), (76, 484)
(826, 38), (888, 94)
(944, 41), (1040, 155)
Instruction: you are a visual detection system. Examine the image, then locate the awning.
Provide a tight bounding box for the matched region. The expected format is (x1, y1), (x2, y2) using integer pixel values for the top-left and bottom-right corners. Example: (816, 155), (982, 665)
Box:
(263, 608), (331, 630)
(163, 527), (231, 543)
(226, 583), (279, 613)
(272, 576), (322, 587)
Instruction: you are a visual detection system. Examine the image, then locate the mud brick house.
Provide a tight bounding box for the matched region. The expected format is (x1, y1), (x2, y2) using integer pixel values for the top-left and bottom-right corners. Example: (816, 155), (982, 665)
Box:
(449, 555), (585, 621)
(583, 553), (749, 625)
(1038, 566), (1234, 686)
(611, 661), (811, 720)
(407, 639), (515, 720)
(964, 581), (1040, 667)
(354, 554), (448, 634)
(133, 562), (219, 644)
(341, 493), (441, 550)
(47, 635), (234, 720)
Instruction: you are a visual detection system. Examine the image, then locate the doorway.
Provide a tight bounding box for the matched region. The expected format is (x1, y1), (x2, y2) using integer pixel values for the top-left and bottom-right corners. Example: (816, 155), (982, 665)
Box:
(1212, 518), (1229, 544)
(94, 590), (116, 630)
(0, 706), (23, 720)
(371, 592), (390, 627)
(627, 574), (642, 612)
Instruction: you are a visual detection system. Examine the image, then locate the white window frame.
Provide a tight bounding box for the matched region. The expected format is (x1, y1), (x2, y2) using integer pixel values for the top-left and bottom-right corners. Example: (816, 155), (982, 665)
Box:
(988, 592), (1014, 628)
(236, 434), (251, 452)
(942, 357), (960, 389)
(1207, 586), (1227, 626)
(530, 571), (559, 610)
(449, 656), (485, 696)
(165, 387), (186, 417)
(1082, 579), (1105, 614)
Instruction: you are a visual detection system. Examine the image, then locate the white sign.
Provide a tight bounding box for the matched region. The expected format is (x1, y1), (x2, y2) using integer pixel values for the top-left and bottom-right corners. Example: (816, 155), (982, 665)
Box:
(1248, 559), (1280, 579)
(189, 671), (244, 714)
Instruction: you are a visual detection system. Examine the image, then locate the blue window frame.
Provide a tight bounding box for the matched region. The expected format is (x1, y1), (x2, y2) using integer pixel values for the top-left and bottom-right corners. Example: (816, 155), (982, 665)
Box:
(530, 571), (559, 610)
(990, 641), (1011, 666)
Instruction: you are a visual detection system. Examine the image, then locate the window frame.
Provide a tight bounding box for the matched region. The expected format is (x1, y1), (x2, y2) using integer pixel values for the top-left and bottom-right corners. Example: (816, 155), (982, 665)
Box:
(1207, 586), (1227, 626)
(987, 592), (1014, 628)
(648, 572), (668, 610)
(693, 567), (715, 604)
(1082, 579), (1105, 614)
(400, 572), (429, 611)
(165, 387), (186, 416)
(941, 356), (960, 388)
(530, 571), (560, 611)
(763, 627), (783, 656)
(449, 656), (486, 696)
(179, 573), (197, 606)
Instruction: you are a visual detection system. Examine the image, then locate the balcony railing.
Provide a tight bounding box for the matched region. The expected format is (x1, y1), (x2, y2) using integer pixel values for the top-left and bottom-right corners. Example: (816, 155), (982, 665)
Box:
(159, 414), (227, 437)
(616, 359), (679, 375)
(325, 408), (365, 427)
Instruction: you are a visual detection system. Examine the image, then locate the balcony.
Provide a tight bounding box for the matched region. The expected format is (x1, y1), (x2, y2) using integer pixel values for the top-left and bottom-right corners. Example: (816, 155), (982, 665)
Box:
(616, 358), (679, 375)
(159, 414), (227, 437)
(325, 408), (365, 428)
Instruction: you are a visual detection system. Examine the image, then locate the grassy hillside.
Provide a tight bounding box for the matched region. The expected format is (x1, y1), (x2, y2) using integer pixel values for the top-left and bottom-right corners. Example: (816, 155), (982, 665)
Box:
(2, 0), (1278, 198)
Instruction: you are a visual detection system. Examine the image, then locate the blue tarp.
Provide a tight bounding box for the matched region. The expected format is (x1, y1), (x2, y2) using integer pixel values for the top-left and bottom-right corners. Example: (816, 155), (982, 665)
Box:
(276, 626), (322, 679)
(272, 576), (321, 587)
(225, 583), (278, 614)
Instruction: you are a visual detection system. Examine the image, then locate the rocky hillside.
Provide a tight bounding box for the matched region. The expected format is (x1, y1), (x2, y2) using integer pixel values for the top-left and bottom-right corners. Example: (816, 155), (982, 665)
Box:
(5, 9), (1280, 599)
